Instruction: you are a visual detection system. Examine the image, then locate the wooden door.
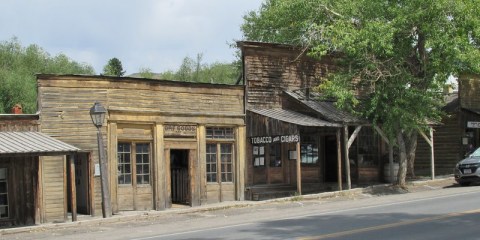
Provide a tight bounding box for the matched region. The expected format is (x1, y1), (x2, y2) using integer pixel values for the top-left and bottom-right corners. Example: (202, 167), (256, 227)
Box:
(117, 142), (153, 211)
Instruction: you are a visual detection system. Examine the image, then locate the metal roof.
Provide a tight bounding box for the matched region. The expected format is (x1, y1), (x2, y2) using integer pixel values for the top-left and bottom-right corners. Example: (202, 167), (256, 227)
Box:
(284, 90), (365, 124)
(0, 132), (80, 156)
(248, 108), (341, 127)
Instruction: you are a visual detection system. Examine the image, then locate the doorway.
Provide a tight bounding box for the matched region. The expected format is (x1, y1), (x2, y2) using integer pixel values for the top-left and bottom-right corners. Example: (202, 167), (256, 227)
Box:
(325, 136), (338, 182)
(170, 149), (190, 205)
(67, 152), (91, 215)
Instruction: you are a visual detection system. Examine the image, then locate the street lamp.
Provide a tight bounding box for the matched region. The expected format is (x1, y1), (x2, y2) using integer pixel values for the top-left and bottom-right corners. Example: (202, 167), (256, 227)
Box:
(90, 102), (112, 218)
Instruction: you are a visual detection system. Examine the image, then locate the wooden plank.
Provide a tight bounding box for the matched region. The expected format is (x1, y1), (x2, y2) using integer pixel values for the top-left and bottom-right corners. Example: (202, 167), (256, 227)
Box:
(68, 155), (77, 222)
(336, 129), (342, 191)
(154, 124), (166, 210)
(343, 126), (351, 190)
(296, 142), (301, 195)
(197, 125), (207, 205)
(108, 123), (118, 213)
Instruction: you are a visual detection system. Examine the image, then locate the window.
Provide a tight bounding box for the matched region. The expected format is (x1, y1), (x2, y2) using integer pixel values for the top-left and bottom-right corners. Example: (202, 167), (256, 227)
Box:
(269, 143), (282, 167)
(253, 145), (265, 167)
(206, 127), (235, 183)
(301, 143), (318, 164)
(0, 168), (8, 219)
(117, 142), (150, 185)
(136, 143), (150, 185)
(206, 144), (217, 183)
(118, 143), (132, 184)
(221, 144), (233, 182)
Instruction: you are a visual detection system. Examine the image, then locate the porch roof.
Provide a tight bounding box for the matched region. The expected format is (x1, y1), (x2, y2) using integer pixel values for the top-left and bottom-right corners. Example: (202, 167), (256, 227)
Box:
(0, 131), (80, 157)
(248, 108), (341, 127)
(284, 90), (366, 125)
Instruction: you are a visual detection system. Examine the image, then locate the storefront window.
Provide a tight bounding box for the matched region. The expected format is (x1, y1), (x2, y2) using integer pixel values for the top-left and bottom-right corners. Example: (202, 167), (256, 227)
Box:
(301, 143), (318, 164)
(206, 127), (235, 183)
(117, 142), (151, 185)
(253, 145), (265, 167)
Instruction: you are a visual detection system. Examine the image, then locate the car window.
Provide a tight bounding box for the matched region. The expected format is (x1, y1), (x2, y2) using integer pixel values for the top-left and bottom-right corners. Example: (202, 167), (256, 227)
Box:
(470, 147), (480, 157)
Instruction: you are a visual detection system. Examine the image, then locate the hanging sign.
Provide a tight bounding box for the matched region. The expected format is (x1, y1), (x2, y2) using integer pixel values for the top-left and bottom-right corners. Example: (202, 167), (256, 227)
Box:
(467, 121), (480, 128)
(250, 134), (300, 144)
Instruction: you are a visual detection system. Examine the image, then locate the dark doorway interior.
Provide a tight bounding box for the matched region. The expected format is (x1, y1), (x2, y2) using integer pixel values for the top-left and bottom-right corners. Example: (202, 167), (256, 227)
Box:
(170, 149), (190, 205)
(67, 152), (90, 215)
(325, 136), (338, 182)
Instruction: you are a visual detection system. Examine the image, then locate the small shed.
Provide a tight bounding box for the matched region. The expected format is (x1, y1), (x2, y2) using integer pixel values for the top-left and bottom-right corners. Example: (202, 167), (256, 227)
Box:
(0, 117), (79, 227)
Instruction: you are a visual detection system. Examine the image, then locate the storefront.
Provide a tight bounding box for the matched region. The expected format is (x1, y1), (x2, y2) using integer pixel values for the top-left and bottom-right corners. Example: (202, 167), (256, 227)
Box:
(37, 74), (246, 214)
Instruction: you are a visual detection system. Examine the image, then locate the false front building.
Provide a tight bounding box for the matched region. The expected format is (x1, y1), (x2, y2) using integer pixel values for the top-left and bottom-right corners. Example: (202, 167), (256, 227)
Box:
(36, 74), (246, 217)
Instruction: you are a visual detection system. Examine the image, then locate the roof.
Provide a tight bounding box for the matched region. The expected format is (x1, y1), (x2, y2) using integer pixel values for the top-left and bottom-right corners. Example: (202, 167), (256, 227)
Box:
(0, 132), (80, 156)
(284, 90), (365, 124)
(248, 108), (341, 127)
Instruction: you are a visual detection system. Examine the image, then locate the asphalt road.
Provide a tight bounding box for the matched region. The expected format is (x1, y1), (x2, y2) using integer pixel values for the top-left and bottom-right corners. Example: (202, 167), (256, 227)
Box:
(3, 180), (480, 240)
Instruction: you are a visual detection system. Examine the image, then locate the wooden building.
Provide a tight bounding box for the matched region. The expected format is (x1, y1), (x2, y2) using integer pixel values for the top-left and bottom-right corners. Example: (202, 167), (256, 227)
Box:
(238, 41), (386, 200)
(0, 114), (79, 226)
(36, 74), (246, 216)
(416, 74), (480, 175)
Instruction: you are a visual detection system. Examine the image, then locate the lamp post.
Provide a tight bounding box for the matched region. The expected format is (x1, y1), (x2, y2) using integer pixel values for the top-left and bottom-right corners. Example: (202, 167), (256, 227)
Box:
(90, 102), (112, 218)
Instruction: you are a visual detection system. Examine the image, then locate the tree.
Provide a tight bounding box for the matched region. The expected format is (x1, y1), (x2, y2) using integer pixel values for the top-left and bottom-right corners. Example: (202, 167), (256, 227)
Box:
(103, 57), (125, 77)
(242, 0), (480, 187)
(0, 37), (94, 113)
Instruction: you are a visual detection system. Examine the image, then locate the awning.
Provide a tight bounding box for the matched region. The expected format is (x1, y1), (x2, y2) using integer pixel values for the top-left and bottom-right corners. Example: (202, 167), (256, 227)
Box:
(248, 108), (341, 127)
(284, 90), (365, 124)
(0, 132), (80, 156)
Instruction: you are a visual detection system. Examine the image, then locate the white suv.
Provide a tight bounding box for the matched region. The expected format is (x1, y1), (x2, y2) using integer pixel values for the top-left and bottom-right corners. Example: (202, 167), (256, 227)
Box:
(454, 147), (480, 186)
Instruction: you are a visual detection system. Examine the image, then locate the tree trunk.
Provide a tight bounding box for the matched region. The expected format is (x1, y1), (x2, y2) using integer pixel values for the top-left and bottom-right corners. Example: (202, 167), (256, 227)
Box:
(396, 131), (408, 188)
(405, 131), (418, 179)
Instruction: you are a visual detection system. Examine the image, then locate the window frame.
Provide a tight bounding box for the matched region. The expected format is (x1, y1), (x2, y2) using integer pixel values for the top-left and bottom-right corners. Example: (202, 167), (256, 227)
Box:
(0, 167), (9, 219)
(205, 127), (235, 184)
(117, 141), (152, 186)
(252, 145), (265, 167)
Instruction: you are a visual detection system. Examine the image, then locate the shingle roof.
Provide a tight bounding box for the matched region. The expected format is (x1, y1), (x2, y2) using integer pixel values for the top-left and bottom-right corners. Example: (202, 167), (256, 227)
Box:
(0, 132), (80, 156)
(248, 108), (340, 127)
(284, 90), (365, 124)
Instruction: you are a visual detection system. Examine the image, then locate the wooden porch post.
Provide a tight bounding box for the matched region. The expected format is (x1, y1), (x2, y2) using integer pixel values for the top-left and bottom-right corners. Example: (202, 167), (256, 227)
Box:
(68, 154), (77, 222)
(419, 127), (435, 180)
(296, 142), (302, 195)
(336, 129), (342, 191)
(343, 126), (351, 190)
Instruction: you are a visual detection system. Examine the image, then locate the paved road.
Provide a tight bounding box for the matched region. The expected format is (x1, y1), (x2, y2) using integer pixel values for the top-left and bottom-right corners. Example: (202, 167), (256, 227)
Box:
(3, 180), (479, 240)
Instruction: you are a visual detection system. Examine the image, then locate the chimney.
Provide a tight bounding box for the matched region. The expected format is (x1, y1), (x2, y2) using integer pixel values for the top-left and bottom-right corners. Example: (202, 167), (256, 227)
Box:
(11, 104), (23, 114)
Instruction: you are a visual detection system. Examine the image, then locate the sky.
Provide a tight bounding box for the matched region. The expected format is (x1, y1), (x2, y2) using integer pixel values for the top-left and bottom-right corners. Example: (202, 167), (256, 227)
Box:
(0, 0), (264, 75)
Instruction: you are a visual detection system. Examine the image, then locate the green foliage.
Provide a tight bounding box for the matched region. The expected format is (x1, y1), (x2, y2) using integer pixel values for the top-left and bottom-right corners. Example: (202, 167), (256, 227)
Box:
(242, 0), (480, 140)
(138, 67), (154, 79)
(102, 57), (125, 77)
(157, 53), (240, 84)
(0, 37), (94, 113)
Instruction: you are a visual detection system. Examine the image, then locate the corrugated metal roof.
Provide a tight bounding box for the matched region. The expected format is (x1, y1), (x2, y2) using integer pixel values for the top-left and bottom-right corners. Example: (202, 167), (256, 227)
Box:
(0, 132), (80, 156)
(248, 108), (341, 127)
(284, 90), (365, 124)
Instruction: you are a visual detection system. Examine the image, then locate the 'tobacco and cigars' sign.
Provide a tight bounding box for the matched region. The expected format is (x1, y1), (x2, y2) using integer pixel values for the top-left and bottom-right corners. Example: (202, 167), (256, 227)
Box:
(250, 135), (300, 144)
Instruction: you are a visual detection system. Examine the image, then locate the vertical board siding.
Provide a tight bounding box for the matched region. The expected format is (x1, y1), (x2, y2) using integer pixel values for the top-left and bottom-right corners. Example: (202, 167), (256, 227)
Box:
(41, 156), (66, 222)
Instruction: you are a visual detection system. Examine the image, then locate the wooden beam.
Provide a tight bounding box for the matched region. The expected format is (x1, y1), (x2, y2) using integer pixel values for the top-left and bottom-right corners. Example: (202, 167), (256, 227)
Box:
(374, 126), (390, 145)
(336, 129), (342, 191)
(296, 142), (302, 195)
(68, 154), (77, 222)
(343, 126), (351, 190)
(347, 126), (362, 149)
(418, 127), (435, 180)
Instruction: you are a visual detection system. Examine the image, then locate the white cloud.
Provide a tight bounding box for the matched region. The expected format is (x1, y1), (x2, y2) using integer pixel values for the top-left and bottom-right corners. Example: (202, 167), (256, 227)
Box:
(0, 0), (263, 75)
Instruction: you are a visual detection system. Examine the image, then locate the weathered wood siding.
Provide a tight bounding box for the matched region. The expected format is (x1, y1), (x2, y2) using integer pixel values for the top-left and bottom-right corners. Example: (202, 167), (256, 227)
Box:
(241, 42), (336, 109)
(37, 74), (245, 213)
(41, 156), (66, 222)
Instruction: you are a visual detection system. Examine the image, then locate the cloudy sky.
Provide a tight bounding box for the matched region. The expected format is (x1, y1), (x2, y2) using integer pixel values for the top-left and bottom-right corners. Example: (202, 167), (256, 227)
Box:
(0, 0), (264, 75)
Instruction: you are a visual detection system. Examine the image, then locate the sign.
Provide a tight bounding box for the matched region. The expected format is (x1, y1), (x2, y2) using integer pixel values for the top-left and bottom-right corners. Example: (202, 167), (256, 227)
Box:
(164, 124), (197, 137)
(467, 121), (480, 128)
(250, 134), (300, 144)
